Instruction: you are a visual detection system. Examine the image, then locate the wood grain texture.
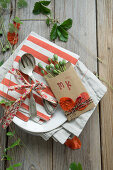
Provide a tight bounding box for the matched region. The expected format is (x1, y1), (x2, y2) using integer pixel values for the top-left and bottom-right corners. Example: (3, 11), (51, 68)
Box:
(53, 0), (101, 170)
(97, 0), (113, 170)
(0, 107), (6, 170)
(7, 125), (52, 170)
(0, 1), (15, 169)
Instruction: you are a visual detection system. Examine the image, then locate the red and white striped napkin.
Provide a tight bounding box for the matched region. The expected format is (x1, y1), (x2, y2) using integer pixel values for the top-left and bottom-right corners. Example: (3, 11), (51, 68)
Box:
(0, 32), (79, 122)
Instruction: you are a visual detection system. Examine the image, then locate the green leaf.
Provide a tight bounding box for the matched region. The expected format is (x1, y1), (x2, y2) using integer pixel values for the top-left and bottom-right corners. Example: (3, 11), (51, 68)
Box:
(7, 138), (21, 150)
(6, 165), (14, 170)
(6, 131), (15, 137)
(33, 1), (51, 15)
(0, 99), (14, 105)
(13, 163), (22, 167)
(0, 99), (5, 104)
(9, 23), (15, 33)
(6, 0), (10, 3)
(0, 60), (4, 66)
(1, 2), (7, 8)
(13, 16), (23, 24)
(33, 2), (41, 15)
(46, 18), (50, 26)
(40, 1), (51, 6)
(50, 23), (58, 40)
(40, 3), (50, 15)
(60, 18), (72, 30)
(78, 163), (82, 170)
(17, 0), (27, 9)
(5, 44), (10, 50)
(5, 101), (10, 106)
(1, 48), (6, 53)
(69, 162), (78, 170)
(0, 29), (3, 36)
(57, 26), (68, 42)
(3, 154), (12, 160)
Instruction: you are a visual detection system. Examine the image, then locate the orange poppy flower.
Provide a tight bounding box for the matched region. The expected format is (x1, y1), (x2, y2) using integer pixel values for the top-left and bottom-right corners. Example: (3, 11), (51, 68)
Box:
(75, 92), (90, 111)
(59, 97), (75, 111)
(65, 136), (81, 149)
(7, 32), (18, 45)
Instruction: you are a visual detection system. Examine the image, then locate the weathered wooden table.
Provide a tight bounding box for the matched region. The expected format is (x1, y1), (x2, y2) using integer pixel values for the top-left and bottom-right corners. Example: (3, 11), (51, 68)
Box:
(0, 0), (113, 170)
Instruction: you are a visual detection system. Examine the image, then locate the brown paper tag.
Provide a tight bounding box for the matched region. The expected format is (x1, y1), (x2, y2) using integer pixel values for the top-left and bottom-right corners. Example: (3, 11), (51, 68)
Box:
(45, 62), (95, 121)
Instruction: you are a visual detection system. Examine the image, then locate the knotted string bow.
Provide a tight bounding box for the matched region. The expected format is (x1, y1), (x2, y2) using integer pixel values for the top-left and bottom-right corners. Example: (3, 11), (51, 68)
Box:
(0, 68), (57, 128)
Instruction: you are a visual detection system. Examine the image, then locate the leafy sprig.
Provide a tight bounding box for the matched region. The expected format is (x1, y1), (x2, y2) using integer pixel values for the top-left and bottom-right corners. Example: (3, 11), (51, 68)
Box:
(0, 99), (15, 106)
(1, 131), (22, 170)
(13, 16), (23, 24)
(17, 0), (28, 9)
(8, 23), (18, 33)
(69, 162), (82, 170)
(32, 1), (73, 42)
(33, 1), (51, 15)
(0, 0), (10, 9)
(0, 59), (4, 66)
(50, 18), (72, 42)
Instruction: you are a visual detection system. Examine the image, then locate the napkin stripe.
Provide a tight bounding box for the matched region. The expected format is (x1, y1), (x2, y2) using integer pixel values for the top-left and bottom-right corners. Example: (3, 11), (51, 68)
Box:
(16, 111), (29, 121)
(27, 35), (78, 65)
(21, 45), (49, 64)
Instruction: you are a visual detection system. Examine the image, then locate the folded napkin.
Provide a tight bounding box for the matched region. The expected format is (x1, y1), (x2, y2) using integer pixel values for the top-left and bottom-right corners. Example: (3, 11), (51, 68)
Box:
(0, 32), (107, 144)
(41, 60), (107, 143)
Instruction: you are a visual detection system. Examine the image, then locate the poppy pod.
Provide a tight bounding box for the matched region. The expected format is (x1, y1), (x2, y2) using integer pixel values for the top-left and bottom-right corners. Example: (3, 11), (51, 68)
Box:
(59, 97), (75, 111)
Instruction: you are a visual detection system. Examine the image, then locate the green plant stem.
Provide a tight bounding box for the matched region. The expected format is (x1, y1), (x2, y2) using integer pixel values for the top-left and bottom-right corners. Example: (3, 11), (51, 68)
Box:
(9, 126), (43, 170)
(46, 70), (54, 77)
(1, 16), (13, 53)
(0, 39), (4, 48)
(57, 69), (62, 74)
(20, 18), (47, 21)
(20, 17), (59, 23)
(46, 15), (59, 24)
(97, 76), (113, 90)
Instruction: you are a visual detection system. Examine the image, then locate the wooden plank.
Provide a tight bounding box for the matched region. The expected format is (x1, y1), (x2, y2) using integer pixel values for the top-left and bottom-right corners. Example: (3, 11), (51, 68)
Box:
(53, 0), (101, 169)
(97, 0), (113, 170)
(0, 1), (15, 169)
(0, 107), (6, 170)
(6, 20), (53, 169)
(7, 124), (52, 170)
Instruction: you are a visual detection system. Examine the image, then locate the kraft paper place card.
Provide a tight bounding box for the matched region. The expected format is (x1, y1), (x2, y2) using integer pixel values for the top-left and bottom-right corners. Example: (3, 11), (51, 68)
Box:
(45, 62), (95, 121)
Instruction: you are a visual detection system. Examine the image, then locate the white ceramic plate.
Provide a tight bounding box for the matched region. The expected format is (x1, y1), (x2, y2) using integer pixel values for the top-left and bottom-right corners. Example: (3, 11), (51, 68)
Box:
(13, 105), (67, 133)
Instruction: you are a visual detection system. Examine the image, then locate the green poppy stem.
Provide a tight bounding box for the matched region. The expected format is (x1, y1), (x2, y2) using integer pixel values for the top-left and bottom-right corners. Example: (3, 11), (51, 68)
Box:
(1, 17), (13, 53)
(0, 39), (4, 49)
(43, 68), (54, 77)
